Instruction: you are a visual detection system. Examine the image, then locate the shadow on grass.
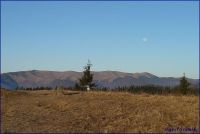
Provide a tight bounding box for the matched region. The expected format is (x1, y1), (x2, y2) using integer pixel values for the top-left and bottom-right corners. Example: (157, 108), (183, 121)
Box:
(63, 92), (80, 95)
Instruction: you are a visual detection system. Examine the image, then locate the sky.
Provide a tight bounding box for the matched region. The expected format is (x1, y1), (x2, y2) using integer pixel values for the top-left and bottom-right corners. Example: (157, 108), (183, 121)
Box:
(1, 1), (199, 78)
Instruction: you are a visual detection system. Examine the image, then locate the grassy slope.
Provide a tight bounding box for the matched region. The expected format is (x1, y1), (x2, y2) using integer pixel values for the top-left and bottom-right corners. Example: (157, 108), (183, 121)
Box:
(1, 89), (199, 133)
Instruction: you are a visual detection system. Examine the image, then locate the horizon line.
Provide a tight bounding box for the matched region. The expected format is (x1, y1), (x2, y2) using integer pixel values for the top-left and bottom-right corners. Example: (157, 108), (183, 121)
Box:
(1, 69), (198, 79)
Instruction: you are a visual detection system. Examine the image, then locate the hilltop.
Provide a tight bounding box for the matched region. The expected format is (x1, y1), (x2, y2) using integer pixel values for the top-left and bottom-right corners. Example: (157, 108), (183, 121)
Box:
(2, 89), (198, 133)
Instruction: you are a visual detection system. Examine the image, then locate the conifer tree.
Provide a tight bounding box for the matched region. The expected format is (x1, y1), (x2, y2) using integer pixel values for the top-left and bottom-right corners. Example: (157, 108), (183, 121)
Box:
(179, 73), (190, 94)
(76, 60), (96, 90)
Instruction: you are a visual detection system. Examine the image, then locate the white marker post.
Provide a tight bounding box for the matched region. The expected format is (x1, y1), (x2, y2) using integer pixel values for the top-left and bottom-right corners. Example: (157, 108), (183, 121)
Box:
(86, 85), (90, 91)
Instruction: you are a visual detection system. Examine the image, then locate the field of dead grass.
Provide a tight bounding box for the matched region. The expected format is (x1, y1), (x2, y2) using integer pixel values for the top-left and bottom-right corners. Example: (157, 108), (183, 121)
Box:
(1, 89), (199, 133)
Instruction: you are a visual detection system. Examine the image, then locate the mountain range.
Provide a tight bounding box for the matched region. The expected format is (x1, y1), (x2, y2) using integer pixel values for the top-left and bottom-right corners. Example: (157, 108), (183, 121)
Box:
(1, 70), (198, 90)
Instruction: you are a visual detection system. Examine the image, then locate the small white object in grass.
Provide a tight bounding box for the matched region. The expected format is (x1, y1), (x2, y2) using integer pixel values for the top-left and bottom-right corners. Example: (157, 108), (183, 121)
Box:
(87, 85), (90, 91)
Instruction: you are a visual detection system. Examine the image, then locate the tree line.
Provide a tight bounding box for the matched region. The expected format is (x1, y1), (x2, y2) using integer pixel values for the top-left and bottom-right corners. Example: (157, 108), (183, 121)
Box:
(16, 86), (53, 90)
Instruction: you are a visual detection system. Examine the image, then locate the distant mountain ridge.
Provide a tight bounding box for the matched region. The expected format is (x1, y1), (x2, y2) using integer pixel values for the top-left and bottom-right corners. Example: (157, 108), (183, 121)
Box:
(1, 70), (198, 89)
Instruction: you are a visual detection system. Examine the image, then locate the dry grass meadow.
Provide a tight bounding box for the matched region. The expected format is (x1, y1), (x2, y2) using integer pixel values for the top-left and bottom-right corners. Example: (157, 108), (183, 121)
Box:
(1, 89), (199, 133)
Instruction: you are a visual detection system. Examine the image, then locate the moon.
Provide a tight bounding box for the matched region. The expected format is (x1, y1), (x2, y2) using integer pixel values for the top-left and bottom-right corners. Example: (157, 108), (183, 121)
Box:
(142, 38), (148, 42)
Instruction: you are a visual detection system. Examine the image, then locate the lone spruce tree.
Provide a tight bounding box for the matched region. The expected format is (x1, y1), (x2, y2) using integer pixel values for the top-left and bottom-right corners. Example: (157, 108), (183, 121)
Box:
(179, 73), (190, 95)
(76, 60), (96, 91)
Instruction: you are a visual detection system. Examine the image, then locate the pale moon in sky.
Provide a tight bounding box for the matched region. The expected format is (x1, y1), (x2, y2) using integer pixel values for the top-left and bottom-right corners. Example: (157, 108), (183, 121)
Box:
(142, 38), (148, 42)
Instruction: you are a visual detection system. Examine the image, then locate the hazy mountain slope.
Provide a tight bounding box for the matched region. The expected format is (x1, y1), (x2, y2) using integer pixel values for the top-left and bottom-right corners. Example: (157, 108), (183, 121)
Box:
(1, 74), (19, 89)
(1, 70), (198, 89)
(1, 70), (81, 89)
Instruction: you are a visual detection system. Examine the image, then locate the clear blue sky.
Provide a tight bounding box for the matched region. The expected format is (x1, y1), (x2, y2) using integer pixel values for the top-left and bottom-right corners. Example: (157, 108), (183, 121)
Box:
(1, 1), (199, 78)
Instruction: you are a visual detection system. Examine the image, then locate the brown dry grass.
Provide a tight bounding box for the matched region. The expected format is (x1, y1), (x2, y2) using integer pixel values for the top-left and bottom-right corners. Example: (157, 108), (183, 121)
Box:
(1, 89), (199, 133)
